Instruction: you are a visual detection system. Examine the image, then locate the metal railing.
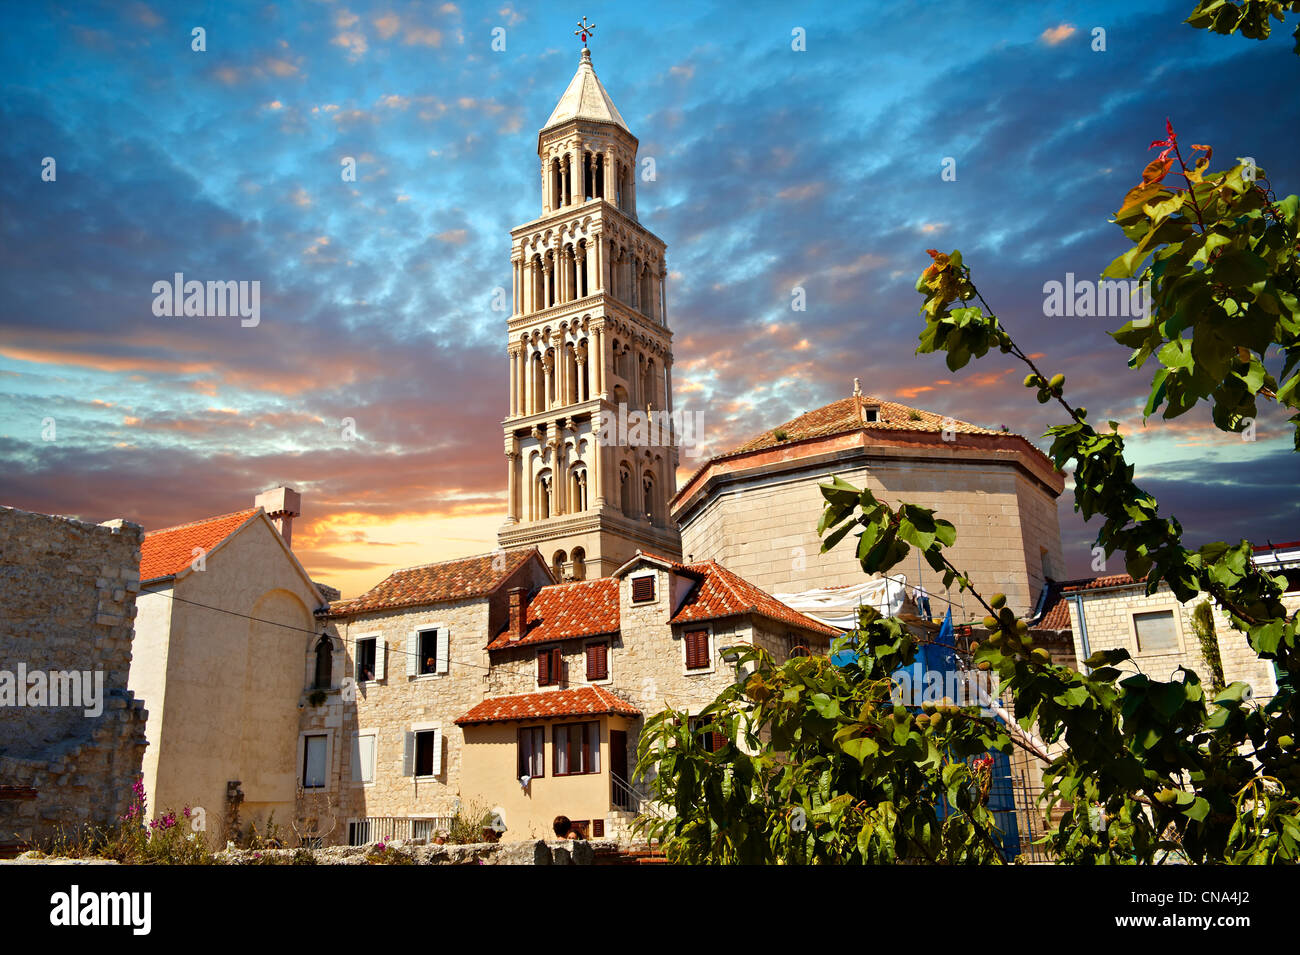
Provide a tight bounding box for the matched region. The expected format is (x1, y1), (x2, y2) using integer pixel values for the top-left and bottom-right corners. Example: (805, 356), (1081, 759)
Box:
(611, 772), (662, 818)
(347, 815), (455, 846)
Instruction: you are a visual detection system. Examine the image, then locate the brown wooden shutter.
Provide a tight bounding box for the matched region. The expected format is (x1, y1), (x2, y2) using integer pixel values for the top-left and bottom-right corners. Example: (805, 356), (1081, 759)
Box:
(632, 575), (655, 602)
(592, 819), (604, 838)
(586, 642), (607, 681)
(537, 648), (550, 686)
(551, 647), (563, 684)
(686, 630), (708, 669)
(712, 725), (727, 752)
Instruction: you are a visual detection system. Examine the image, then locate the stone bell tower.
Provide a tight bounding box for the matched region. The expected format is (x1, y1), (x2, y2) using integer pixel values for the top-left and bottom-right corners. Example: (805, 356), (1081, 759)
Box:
(498, 27), (682, 580)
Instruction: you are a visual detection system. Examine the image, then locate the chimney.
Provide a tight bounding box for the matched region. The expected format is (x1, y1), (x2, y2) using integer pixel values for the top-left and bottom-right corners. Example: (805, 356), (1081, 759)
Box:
(508, 587), (526, 642)
(255, 486), (302, 548)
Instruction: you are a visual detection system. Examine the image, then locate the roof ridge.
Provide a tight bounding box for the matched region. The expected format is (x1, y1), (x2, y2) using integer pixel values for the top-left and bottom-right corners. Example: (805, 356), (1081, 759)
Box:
(385, 546), (532, 576)
(145, 507), (259, 537)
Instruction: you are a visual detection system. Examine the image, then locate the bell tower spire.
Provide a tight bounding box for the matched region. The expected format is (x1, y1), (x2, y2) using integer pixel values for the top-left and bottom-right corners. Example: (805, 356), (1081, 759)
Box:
(498, 34), (681, 580)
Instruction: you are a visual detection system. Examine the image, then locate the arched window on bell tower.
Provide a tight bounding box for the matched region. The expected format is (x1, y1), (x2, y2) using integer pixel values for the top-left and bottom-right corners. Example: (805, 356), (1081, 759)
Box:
(552, 549), (567, 580)
(642, 471), (656, 525)
(569, 465), (587, 512)
(619, 465), (632, 518)
(571, 547), (587, 581)
(536, 469), (553, 520)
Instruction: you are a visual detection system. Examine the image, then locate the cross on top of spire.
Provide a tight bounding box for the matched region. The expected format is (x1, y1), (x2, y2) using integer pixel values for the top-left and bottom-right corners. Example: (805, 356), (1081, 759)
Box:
(574, 16), (596, 50)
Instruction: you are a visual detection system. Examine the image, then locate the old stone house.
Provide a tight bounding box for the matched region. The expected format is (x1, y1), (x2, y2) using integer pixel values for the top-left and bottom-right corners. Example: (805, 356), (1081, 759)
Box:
(0, 506), (148, 852)
(130, 487), (329, 843)
(1056, 544), (1300, 702)
(303, 548), (837, 844)
(298, 547), (553, 845)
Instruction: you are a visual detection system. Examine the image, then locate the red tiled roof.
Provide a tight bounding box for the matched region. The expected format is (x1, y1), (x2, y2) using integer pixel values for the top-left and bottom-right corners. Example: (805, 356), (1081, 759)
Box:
(455, 685), (640, 726)
(1061, 573), (1142, 593)
(1033, 574), (1148, 628)
(1035, 581), (1073, 630)
(140, 509), (260, 582)
(673, 392), (1060, 509)
(487, 577), (620, 651)
(731, 394), (1003, 456)
(326, 548), (542, 617)
(671, 560), (842, 638)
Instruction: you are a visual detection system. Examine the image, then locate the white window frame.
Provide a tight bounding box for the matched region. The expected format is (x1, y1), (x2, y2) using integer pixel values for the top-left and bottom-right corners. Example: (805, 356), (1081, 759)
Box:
(583, 639), (612, 685)
(404, 721), (444, 779)
(353, 632), (385, 683)
(298, 730), (334, 791)
(407, 625), (450, 679)
(630, 572), (660, 606)
(1126, 603), (1187, 656)
(681, 624), (715, 676)
(351, 729), (378, 785)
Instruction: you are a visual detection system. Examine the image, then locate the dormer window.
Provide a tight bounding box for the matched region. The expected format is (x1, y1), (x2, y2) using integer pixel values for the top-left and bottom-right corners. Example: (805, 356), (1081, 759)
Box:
(863, 406), (879, 423)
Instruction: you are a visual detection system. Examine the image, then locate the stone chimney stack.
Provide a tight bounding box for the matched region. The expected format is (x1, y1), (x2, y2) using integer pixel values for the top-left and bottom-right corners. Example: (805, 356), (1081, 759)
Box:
(255, 486), (302, 548)
(508, 587), (526, 641)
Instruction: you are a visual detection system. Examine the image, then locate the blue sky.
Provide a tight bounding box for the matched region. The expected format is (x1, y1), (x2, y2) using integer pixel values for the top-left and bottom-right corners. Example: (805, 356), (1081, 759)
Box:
(1, 0), (1297, 596)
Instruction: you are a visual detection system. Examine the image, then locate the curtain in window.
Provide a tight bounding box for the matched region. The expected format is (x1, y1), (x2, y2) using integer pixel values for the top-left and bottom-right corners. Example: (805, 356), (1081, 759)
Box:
(555, 726), (569, 775)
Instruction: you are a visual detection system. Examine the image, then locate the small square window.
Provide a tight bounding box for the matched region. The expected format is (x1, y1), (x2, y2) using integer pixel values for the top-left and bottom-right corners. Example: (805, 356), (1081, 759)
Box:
(1134, 610), (1179, 653)
(631, 575), (656, 603)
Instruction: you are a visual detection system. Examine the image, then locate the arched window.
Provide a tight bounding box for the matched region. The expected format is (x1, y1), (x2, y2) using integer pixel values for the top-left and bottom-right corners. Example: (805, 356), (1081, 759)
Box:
(566, 343), (578, 404)
(642, 472), (656, 524)
(552, 550), (567, 580)
(531, 352), (545, 413)
(570, 466), (588, 512)
(571, 547), (586, 581)
(537, 471), (552, 520)
(619, 466), (633, 517)
(613, 384), (628, 408)
(313, 636), (333, 689)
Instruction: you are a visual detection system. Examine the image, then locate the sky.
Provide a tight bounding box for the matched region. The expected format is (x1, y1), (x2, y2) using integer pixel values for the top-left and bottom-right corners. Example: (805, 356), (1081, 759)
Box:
(1, 0), (1297, 600)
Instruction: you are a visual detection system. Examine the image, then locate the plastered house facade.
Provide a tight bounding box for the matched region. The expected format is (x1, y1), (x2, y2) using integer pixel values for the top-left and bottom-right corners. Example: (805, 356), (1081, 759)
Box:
(129, 488), (328, 843)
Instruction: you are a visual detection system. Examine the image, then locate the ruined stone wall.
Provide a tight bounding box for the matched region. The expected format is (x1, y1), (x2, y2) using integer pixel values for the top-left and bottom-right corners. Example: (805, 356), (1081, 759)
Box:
(0, 506), (148, 847)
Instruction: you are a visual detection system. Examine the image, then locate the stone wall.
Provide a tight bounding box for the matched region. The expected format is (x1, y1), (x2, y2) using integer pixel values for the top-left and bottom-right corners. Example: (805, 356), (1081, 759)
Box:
(677, 448), (1064, 621)
(0, 506), (148, 847)
(298, 596), (495, 843)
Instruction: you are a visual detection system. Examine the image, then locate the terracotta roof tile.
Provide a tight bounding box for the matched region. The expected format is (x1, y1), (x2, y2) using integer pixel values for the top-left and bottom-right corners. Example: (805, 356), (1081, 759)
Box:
(730, 394), (1002, 457)
(673, 392), (1058, 508)
(487, 577), (620, 651)
(1061, 573), (1142, 593)
(671, 560), (842, 637)
(455, 685), (640, 726)
(1034, 581), (1073, 630)
(326, 548), (541, 617)
(487, 557), (840, 649)
(140, 509), (260, 582)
